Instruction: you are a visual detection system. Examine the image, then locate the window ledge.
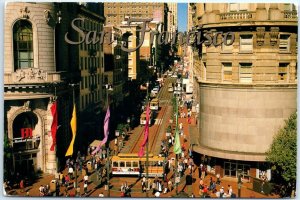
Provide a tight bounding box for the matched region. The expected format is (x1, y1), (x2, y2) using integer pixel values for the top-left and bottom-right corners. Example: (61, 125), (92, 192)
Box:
(279, 52), (292, 54)
(239, 51), (253, 54)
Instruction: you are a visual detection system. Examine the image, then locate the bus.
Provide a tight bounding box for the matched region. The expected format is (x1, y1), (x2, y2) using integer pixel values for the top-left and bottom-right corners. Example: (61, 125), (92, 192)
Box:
(150, 98), (159, 111)
(111, 153), (164, 177)
(140, 110), (153, 125)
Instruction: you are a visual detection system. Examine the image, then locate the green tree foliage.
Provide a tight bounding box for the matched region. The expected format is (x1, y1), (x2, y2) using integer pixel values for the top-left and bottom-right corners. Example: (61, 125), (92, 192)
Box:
(266, 112), (297, 196)
(4, 134), (13, 180)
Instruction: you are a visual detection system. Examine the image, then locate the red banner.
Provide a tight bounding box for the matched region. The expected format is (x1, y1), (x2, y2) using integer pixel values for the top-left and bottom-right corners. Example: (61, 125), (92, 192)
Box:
(21, 128), (32, 139)
(138, 105), (150, 157)
(50, 101), (58, 151)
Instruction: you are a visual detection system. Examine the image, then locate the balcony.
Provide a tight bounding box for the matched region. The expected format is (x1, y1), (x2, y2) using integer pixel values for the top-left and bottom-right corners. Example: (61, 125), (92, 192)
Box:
(89, 84), (97, 92)
(283, 10), (297, 20)
(89, 67), (97, 74)
(219, 11), (255, 21)
(4, 69), (66, 85)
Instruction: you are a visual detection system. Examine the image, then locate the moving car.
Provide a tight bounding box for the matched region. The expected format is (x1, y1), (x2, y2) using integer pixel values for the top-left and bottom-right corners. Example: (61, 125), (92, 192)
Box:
(168, 83), (173, 92)
(150, 87), (159, 97)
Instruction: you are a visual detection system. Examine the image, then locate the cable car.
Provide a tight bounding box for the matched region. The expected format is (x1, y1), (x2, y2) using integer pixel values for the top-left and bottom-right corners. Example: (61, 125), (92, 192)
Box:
(150, 98), (159, 111)
(111, 153), (164, 177)
(140, 110), (153, 125)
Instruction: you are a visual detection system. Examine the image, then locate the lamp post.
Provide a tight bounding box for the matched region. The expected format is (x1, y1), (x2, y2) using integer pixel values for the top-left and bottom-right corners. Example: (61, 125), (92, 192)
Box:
(238, 169), (242, 198)
(69, 83), (79, 194)
(127, 117), (131, 132)
(145, 81), (149, 197)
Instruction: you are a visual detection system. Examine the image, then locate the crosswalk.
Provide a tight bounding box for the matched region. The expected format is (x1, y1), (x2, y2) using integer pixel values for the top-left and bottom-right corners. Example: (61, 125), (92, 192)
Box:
(154, 118), (163, 125)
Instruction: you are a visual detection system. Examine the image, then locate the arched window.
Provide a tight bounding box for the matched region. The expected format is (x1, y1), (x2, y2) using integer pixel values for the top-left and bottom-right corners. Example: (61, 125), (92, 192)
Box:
(13, 20), (33, 70)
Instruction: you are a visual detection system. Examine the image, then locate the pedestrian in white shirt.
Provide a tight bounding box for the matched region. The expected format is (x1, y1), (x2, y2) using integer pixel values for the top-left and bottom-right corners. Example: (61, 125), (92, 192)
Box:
(84, 175), (88, 182)
(68, 167), (74, 179)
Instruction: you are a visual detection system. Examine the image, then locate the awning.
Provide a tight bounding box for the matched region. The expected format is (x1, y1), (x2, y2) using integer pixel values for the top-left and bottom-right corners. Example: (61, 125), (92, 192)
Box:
(89, 140), (102, 147)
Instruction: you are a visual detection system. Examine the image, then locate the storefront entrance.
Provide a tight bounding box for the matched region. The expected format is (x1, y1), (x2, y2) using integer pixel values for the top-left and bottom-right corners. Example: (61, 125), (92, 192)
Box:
(224, 162), (250, 180)
(14, 153), (36, 177)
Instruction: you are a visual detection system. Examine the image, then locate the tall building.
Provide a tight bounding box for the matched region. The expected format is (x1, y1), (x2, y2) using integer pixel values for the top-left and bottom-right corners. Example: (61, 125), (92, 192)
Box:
(75, 3), (105, 139)
(167, 3), (178, 34)
(4, 2), (75, 176)
(104, 2), (166, 25)
(4, 2), (106, 178)
(191, 3), (297, 181)
(104, 3), (170, 82)
(119, 23), (140, 80)
(103, 25), (129, 108)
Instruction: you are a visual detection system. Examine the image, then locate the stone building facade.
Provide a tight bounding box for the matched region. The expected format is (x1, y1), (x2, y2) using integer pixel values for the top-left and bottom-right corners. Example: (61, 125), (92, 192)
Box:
(4, 2), (105, 178)
(191, 3), (297, 181)
(4, 2), (69, 176)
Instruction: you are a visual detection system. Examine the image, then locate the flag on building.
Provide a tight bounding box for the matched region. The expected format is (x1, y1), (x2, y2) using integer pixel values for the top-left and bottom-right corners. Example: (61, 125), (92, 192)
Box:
(92, 106), (111, 155)
(173, 99), (182, 154)
(138, 105), (150, 157)
(65, 105), (77, 157)
(50, 101), (58, 151)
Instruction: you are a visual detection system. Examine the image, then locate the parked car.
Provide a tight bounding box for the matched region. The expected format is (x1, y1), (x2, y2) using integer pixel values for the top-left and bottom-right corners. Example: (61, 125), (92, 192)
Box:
(150, 87), (159, 97)
(168, 86), (174, 92)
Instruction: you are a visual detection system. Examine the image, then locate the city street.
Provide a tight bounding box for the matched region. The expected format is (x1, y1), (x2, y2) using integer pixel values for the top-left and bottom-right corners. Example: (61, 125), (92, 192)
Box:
(5, 75), (279, 198)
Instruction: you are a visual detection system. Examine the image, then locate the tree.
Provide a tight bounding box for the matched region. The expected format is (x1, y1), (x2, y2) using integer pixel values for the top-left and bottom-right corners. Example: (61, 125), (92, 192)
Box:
(266, 112), (297, 197)
(4, 134), (13, 180)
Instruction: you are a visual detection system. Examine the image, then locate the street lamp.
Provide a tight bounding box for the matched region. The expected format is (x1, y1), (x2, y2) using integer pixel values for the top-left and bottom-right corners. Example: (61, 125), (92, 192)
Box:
(69, 84), (77, 187)
(127, 117), (131, 131)
(145, 81), (149, 198)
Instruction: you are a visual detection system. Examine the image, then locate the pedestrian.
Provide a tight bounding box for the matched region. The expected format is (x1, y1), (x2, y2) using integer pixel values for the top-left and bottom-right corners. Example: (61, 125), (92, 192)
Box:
(163, 181), (168, 194)
(201, 165), (206, 179)
(65, 175), (70, 188)
(39, 185), (44, 196)
(99, 192), (104, 197)
(158, 181), (162, 193)
(220, 186), (225, 198)
(19, 179), (24, 193)
(83, 181), (88, 195)
(216, 173), (221, 185)
(152, 180), (157, 195)
(84, 174), (89, 183)
(68, 166), (74, 179)
(55, 183), (60, 197)
(168, 180), (173, 192)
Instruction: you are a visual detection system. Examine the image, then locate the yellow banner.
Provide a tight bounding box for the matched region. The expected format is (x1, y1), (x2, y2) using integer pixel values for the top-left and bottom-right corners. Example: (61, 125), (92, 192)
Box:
(65, 105), (77, 157)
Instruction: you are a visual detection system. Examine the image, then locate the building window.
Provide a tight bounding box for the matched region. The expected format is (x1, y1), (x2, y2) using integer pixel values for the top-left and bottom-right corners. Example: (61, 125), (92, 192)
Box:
(81, 77), (84, 89)
(80, 57), (83, 70)
(279, 34), (290, 53)
(278, 63), (289, 81)
(239, 63), (252, 83)
(222, 62), (232, 82)
(85, 76), (88, 88)
(222, 34), (233, 52)
(129, 59), (133, 66)
(203, 62), (206, 81)
(240, 34), (253, 52)
(13, 20), (33, 70)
